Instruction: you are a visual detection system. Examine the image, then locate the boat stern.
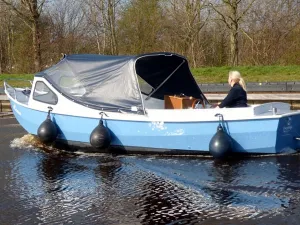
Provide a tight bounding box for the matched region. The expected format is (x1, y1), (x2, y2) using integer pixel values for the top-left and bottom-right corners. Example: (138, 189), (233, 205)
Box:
(276, 113), (300, 154)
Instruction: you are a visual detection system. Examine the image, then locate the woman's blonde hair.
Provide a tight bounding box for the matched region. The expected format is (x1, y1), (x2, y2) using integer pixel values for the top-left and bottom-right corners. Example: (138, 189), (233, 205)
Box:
(229, 70), (247, 92)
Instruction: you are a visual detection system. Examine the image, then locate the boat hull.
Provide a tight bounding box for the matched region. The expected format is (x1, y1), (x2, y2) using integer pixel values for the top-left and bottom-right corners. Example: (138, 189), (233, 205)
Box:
(9, 99), (300, 155)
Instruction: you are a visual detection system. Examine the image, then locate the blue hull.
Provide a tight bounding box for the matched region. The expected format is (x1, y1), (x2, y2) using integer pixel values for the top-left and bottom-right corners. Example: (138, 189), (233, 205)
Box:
(10, 100), (300, 155)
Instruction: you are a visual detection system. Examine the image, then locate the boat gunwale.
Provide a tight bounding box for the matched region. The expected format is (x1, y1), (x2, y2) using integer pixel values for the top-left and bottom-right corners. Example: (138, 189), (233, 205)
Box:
(7, 94), (294, 123)
(5, 79), (300, 123)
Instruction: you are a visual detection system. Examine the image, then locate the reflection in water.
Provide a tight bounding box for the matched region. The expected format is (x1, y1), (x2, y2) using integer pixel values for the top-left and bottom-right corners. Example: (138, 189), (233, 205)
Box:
(276, 155), (300, 216)
(136, 175), (200, 224)
(277, 154), (300, 186)
(2, 130), (300, 224)
(39, 157), (69, 224)
(94, 156), (122, 182)
(34, 152), (125, 224)
(129, 155), (300, 224)
(203, 160), (241, 206)
(40, 154), (69, 192)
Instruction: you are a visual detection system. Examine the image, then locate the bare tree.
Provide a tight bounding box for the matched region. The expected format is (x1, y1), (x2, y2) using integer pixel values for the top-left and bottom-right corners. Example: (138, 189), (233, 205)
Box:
(49, 0), (87, 51)
(86, 0), (105, 54)
(86, 0), (121, 55)
(164, 0), (209, 67)
(0, 3), (6, 73)
(241, 0), (300, 65)
(210, 0), (256, 66)
(0, 2), (15, 73)
(0, 0), (46, 71)
(1, 0), (300, 72)
(118, 0), (164, 54)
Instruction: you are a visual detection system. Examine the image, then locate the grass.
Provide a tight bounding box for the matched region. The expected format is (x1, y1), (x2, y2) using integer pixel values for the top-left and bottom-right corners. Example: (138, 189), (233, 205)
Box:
(0, 74), (34, 88)
(1, 65), (300, 87)
(191, 65), (300, 83)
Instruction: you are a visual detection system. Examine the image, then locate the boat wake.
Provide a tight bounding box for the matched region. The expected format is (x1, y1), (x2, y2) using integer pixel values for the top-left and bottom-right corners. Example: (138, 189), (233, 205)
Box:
(9, 134), (107, 157)
(10, 134), (65, 154)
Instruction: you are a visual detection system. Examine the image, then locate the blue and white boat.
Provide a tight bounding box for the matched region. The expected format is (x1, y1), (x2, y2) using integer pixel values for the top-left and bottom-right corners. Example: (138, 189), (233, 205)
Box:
(4, 53), (300, 157)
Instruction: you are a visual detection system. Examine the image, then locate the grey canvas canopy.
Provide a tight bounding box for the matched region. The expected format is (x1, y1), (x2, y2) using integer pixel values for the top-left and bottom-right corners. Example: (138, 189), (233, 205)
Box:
(35, 52), (208, 113)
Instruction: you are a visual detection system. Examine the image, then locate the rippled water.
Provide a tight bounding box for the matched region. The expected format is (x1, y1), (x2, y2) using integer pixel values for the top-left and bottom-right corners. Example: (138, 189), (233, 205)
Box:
(1, 118), (300, 224)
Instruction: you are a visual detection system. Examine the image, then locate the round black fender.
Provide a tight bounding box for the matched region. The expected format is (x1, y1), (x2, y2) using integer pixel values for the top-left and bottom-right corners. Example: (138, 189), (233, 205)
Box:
(37, 108), (57, 143)
(90, 119), (111, 149)
(209, 124), (232, 159)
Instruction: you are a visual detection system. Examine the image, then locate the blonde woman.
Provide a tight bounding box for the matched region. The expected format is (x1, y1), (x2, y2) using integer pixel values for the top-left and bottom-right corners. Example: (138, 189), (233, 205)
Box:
(218, 71), (247, 108)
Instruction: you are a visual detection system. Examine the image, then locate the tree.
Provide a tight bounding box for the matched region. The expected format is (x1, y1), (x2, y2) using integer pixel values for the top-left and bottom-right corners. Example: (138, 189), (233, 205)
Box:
(46, 0), (88, 56)
(241, 0), (300, 65)
(118, 0), (164, 54)
(210, 0), (256, 66)
(1, 0), (46, 72)
(0, 2), (15, 73)
(1, 0), (300, 73)
(0, 3), (8, 73)
(86, 0), (121, 55)
(164, 0), (209, 67)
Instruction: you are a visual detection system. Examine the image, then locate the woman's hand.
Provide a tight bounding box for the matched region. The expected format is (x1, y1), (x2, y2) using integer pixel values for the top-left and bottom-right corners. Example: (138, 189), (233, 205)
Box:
(210, 103), (219, 108)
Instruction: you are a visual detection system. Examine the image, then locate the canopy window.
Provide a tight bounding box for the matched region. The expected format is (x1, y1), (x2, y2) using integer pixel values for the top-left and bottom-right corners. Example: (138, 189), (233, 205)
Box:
(136, 53), (208, 103)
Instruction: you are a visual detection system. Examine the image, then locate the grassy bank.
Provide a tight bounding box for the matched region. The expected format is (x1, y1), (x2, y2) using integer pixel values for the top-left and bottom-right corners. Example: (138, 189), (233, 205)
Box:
(1, 65), (300, 87)
(0, 74), (34, 88)
(191, 65), (300, 83)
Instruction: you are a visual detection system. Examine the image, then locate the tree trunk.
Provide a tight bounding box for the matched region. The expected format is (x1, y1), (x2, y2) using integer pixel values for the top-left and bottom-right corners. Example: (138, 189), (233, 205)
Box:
(7, 22), (13, 72)
(0, 50), (2, 74)
(191, 41), (196, 68)
(95, 31), (101, 54)
(0, 22), (2, 74)
(229, 1), (239, 66)
(32, 16), (41, 71)
(230, 28), (239, 66)
(0, 0), (43, 72)
(32, 0), (42, 71)
(107, 0), (118, 55)
(111, 6), (118, 54)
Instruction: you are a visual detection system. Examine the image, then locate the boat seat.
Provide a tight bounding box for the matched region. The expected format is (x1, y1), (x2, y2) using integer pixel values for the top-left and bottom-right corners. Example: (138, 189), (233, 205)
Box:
(253, 102), (291, 115)
(15, 89), (30, 105)
(142, 94), (164, 109)
(22, 89), (31, 96)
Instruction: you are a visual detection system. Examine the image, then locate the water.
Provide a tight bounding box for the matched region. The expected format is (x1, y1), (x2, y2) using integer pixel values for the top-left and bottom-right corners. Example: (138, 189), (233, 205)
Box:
(1, 118), (300, 224)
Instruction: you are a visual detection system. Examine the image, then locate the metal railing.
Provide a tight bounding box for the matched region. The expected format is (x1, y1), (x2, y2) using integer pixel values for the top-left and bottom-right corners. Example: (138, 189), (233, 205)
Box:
(3, 79), (33, 101)
(4, 81), (17, 100)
